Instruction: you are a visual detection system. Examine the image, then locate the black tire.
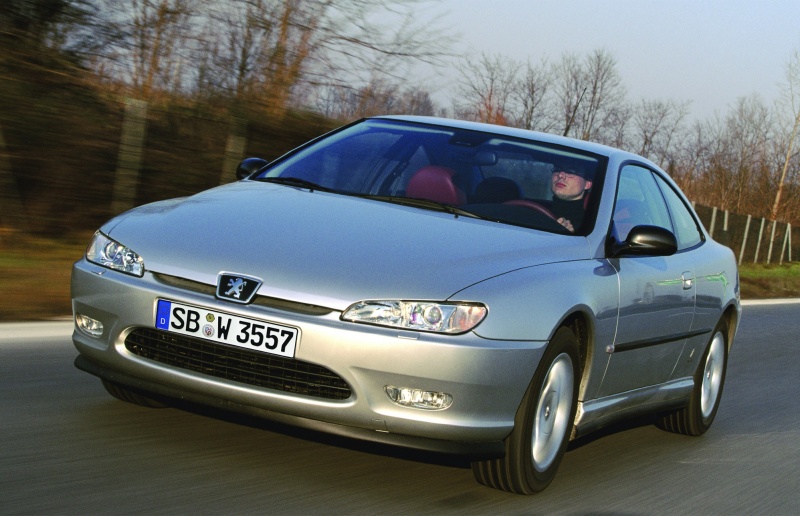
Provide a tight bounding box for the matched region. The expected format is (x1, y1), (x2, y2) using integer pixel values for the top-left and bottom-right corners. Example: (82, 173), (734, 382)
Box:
(657, 321), (728, 436)
(472, 326), (580, 494)
(101, 379), (169, 408)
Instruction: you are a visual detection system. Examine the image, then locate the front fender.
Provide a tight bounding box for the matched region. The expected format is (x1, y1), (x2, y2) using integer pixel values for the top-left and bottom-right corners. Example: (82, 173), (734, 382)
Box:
(455, 259), (620, 403)
(456, 259), (619, 343)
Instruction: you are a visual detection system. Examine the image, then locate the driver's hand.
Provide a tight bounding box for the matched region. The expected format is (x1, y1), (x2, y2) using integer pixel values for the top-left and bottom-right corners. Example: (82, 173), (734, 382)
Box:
(557, 217), (574, 233)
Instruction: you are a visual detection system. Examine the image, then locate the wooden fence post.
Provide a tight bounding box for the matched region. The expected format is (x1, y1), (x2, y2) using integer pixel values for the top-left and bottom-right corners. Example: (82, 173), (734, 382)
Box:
(767, 219), (778, 264)
(221, 116), (247, 185)
(708, 207), (717, 237)
(754, 217), (766, 263)
(111, 98), (148, 215)
(0, 122), (29, 234)
(738, 214), (752, 265)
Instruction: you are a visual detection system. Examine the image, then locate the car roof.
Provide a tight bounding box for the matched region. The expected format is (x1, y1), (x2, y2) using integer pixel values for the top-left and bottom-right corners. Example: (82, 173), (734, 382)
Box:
(373, 115), (631, 160)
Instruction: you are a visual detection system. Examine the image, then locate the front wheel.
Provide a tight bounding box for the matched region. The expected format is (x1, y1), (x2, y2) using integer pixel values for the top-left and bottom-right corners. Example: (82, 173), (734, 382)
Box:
(657, 322), (728, 435)
(472, 326), (580, 494)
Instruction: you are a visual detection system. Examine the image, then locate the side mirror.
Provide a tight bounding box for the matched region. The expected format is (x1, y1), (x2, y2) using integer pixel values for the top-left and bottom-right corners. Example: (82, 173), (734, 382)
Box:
(236, 157), (269, 180)
(610, 225), (677, 258)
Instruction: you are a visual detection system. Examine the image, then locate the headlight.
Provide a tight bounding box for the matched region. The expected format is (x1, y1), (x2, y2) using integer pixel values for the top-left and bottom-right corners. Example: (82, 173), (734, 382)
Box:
(342, 300), (487, 334)
(86, 231), (144, 277)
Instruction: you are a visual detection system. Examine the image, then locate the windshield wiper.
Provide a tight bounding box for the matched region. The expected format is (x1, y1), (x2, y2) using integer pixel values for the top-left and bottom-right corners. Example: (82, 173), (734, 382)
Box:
(257, 176), (334, 192)
(356, 194), (491, 220)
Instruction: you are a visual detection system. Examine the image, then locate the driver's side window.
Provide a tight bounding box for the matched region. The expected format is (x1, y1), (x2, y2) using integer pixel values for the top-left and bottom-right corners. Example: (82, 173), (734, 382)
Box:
(613, 165), (671, 241)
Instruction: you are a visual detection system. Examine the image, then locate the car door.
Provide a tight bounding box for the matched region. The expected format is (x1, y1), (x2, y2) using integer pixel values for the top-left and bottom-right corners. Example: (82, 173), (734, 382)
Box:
(596, 164), (697, 397)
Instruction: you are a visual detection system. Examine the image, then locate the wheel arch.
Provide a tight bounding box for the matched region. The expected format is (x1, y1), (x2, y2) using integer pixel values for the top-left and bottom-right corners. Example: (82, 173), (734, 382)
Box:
(721, 302), (739, 352)
(553, 310), (595, 408)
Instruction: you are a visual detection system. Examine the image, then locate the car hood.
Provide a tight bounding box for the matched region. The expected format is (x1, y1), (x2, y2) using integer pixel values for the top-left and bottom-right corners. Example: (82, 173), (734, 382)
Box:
(105, 181), (592, 310)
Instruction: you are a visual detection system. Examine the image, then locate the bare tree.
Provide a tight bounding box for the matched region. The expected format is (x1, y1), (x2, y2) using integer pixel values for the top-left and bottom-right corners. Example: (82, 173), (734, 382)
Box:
(124, 0), (195, 99)
(603, 101), (632, 149)
(1, 0), (101, 57)
(256, 1), (323, 116)
(192, 0), (453, 118)
(674, 116), (727, 208)
(455, 53), (519, 125)
(772, 49), (800, 220)
(552, 49), (626, 143)
(553, 52), (584, 137)
(630, 98), (690, 167)
(332, 78), (401, 119)
(578, 49), (625, 141)
(195, 0), (274, 101)
(675, 96), (776, 216)
(513, 58), (554, 132)
(397, 87), (437, 116)
(726, 95), (774, 214)
(315, 79), (438, 120)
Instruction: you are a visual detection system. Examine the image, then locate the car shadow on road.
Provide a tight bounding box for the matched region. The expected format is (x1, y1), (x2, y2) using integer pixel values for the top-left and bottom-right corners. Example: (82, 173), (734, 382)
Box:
(148, 390), (661, 471)
(160, 395), (475, 469)
(567, 414), (659, 451)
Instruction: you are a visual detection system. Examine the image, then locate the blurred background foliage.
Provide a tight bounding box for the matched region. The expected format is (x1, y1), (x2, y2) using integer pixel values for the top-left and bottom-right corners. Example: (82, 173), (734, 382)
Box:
(0, 0), (446, 237)
(0, 1), (799, 320)
(3, 0), (800, 239)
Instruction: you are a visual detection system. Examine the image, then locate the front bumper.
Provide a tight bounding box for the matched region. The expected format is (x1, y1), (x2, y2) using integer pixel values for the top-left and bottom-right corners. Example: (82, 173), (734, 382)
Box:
(71, 259), (546, 457)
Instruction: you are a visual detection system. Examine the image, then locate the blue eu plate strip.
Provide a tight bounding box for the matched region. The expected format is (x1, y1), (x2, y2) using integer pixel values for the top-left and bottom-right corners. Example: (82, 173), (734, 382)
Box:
(156, 300), (171, 329)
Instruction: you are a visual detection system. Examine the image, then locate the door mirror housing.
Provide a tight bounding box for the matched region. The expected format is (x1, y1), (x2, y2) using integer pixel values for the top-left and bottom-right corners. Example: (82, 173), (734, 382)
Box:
(610, 225), (678, 258)
(236, 157), (270, 180)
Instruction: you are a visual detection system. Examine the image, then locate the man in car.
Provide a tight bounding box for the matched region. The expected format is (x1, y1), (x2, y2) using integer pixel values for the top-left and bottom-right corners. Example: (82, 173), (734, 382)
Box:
(551, 164), (593, 232)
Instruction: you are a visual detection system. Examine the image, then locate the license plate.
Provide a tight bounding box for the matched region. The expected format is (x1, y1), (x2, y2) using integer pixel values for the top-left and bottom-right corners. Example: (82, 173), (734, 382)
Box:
(156, 299), (298, 358)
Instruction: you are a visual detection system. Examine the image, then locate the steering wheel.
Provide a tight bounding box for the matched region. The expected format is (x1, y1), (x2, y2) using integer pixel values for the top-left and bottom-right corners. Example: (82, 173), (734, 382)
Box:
(504, 199), (556, 220)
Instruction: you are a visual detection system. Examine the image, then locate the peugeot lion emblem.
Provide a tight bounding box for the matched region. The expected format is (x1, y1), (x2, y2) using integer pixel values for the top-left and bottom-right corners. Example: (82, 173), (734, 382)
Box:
(216, 272), (262, 304)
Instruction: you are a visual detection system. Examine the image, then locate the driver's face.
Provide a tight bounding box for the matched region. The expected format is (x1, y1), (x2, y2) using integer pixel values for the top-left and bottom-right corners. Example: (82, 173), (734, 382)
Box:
(551, 170), (592, 201)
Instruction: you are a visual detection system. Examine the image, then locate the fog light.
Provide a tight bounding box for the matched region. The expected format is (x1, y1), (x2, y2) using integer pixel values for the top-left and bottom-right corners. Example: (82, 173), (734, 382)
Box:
(76, 314), (104, 337)
(385, 385), (453, 410)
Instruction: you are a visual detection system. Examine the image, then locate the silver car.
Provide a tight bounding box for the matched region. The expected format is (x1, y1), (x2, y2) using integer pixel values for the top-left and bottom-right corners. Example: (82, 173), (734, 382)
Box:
(72, 116), (740, 494)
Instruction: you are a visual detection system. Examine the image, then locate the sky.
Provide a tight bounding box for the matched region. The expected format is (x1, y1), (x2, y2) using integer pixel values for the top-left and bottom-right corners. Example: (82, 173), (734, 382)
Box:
(420, 0), (800, 121)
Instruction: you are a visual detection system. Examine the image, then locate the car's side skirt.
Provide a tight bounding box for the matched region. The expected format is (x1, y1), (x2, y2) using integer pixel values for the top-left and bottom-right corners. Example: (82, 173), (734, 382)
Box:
(572, 378), (694, 439)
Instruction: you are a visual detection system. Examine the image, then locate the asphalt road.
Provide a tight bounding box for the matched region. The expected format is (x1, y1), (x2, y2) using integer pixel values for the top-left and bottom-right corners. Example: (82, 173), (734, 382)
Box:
(2, 301), (799, 514)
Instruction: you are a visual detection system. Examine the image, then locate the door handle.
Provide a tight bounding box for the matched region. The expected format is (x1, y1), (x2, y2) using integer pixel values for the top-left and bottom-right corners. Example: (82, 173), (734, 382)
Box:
(682, 271), (694, 290)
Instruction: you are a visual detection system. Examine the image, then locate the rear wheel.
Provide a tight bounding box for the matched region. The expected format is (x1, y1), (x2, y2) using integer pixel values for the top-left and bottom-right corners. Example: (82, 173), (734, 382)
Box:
(472, 326), (580, 494)
(657, 322), (728, 435)
(101, 380), (169, 408)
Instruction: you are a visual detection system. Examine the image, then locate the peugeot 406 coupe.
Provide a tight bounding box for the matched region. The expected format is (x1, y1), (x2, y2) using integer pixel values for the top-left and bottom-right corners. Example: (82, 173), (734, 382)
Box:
(72, 116), (740, 494)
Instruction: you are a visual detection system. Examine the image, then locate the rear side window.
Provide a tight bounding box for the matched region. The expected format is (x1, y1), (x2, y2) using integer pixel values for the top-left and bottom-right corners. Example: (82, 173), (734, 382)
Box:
(653, 174), (703, 250)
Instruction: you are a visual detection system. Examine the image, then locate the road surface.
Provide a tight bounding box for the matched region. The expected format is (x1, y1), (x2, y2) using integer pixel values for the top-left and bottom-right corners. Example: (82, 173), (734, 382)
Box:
(2, 300), (799, 514)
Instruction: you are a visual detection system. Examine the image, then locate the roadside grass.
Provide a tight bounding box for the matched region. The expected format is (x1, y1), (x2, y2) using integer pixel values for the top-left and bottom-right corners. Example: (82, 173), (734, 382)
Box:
(0, 235), (89, 322)
(738, 262), (800, 299)
(1, 236), (798, 322)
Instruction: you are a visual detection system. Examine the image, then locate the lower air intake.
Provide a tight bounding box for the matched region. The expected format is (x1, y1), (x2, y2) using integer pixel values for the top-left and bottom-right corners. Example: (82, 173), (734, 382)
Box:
(125, 328), (351, 400)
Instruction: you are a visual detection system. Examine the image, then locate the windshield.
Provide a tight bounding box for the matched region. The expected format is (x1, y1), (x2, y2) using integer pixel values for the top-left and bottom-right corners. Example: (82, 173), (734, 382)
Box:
(255, 119), (606, 235)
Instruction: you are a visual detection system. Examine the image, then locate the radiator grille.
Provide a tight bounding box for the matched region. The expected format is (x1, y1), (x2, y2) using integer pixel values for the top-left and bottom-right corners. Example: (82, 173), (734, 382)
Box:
(125, 328), (351, 400)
